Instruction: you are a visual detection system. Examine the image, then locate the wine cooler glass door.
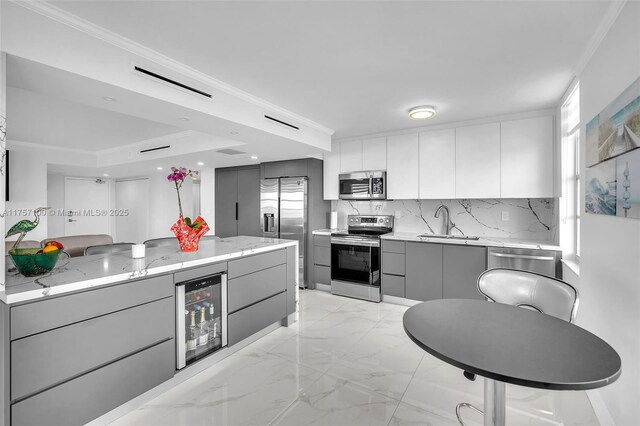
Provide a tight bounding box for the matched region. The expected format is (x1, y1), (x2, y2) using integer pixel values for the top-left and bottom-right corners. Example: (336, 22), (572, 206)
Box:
(176, 273), (227, 369)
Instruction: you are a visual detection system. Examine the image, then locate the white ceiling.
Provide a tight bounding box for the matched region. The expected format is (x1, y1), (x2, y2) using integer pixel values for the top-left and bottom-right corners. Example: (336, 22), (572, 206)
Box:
(53, 0), (610, 139)
(6, 86), (182, 150)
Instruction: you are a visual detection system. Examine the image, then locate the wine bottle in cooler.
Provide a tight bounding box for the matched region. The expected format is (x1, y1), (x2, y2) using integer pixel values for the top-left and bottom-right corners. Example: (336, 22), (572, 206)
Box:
(197, 307), (209, 346)
(186, 310), (198, 351)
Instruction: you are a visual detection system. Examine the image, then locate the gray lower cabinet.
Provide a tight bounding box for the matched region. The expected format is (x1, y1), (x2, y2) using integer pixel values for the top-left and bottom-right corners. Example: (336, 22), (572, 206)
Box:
(313, 235), (331, 287)
(286, 246), (296, 315)
(228, 264), (286, 313)
(12, 339), (174, 426)
(227, 292), (287, 346)
(382, 274), (405, 297)
(405, 242), (443, 301)
(314, 265), (330, 286)
(11, 297), (174, 400)
(314, 245), (330, 267)
(228, 249), (286, 279)
(442, 245), (487, 300)
(11, 275), (173, 339)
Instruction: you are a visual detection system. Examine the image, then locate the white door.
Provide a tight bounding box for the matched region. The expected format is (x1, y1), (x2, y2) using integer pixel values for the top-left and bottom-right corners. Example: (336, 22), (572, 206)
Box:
(115, 178), (149, 243)
(65, 177), (111, 237)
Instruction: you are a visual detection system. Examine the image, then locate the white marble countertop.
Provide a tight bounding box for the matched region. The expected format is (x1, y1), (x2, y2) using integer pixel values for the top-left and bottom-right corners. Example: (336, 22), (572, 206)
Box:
(380, 232), (561, 251)
(2, 236), (298, 305)
(312, 228), (343, 236)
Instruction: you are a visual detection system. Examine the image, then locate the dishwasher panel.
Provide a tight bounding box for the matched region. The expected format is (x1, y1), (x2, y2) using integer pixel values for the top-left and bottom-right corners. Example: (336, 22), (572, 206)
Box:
(487, 247), (561, 279)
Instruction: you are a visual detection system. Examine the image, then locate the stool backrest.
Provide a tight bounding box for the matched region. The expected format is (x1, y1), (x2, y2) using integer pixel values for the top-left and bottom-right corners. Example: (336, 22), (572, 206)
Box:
(84, 243), (134, 256)
(143, 237), (179, 249)
(477, 268), (579, 323)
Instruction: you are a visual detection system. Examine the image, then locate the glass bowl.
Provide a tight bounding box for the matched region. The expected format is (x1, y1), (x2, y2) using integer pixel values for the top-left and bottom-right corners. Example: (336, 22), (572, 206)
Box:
(8, 248), (61, 277)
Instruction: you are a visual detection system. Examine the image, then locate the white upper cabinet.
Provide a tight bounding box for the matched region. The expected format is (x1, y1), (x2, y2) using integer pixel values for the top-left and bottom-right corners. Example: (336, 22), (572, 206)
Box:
(419, 129), (456, 199)
(362, 137), (387, 170)
(455, 123), (501, 199)
(387, 134), (419, 199)
(339, 140), (363, 173)
(501, 116), (554, 198)
(323, 141), (340, 200)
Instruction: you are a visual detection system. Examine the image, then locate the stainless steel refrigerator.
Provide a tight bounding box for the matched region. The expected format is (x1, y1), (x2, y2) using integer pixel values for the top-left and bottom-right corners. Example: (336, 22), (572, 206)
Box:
(260, 177), (308, 288)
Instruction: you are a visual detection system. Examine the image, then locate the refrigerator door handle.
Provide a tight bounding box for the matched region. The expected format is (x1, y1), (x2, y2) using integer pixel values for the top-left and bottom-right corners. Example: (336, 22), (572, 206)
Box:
(235, 202), (238, 221)
(176, 285), (186, 369)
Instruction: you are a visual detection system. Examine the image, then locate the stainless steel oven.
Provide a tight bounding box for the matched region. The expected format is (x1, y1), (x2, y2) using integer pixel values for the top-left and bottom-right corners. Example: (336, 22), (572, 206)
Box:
(330, 215), (393, 302)
(339, 171), (386, 200)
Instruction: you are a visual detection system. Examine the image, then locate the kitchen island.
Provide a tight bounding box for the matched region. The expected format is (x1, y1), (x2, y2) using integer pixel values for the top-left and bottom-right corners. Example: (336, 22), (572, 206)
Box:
(0, 236), (298, 426)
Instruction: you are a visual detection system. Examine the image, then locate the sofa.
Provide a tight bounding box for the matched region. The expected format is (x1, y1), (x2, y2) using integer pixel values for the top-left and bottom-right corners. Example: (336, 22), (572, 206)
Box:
(6, 235), (114, 257)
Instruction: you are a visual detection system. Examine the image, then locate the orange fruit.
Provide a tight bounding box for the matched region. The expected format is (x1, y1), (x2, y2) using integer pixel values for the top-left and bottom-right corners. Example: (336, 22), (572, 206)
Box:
(42, 245), (58, 253)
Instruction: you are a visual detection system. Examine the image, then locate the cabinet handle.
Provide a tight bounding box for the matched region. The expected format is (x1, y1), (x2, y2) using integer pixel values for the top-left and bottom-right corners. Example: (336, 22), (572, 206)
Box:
(235, 202), (238, 221)
(489, 252), (554, 261)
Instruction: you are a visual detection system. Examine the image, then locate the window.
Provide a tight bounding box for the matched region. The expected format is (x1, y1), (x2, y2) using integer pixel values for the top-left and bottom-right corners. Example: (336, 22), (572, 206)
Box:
(560, 82), (580, 260)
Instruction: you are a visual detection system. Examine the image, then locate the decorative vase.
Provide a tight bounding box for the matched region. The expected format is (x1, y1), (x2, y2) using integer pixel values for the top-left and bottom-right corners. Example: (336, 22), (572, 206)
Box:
(170, 216), (210, 252)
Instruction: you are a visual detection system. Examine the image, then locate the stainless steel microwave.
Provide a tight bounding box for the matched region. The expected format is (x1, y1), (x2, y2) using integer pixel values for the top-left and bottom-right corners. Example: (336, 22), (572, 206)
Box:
(338, 171), (387, 200)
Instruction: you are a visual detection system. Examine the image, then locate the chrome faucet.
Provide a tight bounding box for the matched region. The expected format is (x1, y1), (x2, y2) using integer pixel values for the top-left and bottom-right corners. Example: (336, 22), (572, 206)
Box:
(434, 205), (457, 236)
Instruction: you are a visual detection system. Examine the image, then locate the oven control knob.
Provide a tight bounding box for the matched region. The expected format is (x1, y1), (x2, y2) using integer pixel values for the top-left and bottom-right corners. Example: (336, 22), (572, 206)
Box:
(349, 218), (354, 222)
(379, 218), (383, 223)
(355, 217), (360, 222)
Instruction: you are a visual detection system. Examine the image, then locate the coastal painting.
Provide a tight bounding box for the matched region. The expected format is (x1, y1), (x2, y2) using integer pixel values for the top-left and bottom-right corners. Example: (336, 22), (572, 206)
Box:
(616, 148), (640, 218)
(585, 159), (616, 216)
(586, 77), (640, 167)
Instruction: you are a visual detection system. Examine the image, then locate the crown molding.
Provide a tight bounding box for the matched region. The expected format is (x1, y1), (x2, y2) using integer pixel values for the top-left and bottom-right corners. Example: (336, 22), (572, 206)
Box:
(7, 139), (96, 155)
(573, 0), (627, 77)
(10, 0), (335, 136)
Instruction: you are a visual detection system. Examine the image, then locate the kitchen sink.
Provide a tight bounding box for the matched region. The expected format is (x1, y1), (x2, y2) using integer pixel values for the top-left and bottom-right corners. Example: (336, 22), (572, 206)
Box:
(416, 234), (480, 240)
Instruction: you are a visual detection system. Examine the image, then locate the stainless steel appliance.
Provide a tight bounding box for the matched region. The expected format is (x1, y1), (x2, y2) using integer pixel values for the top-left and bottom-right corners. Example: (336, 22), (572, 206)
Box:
(487, 247), (562, 279)
(176, 272), (228, 369)
(260, 177), (308, 287)
(338, 171), (386, 200)
(331, 214), (394, 302)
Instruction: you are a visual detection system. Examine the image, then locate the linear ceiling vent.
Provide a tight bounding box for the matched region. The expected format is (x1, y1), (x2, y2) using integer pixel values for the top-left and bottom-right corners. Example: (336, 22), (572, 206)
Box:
(140, 145), (171, 154)
(134, 66), (212, 99)
(264, 115), (300, 130)
(216, 148), (246, 155)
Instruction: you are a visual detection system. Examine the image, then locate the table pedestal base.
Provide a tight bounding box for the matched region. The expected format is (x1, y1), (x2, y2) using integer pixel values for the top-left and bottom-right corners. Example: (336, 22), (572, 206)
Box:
(484, 378), (505, 426)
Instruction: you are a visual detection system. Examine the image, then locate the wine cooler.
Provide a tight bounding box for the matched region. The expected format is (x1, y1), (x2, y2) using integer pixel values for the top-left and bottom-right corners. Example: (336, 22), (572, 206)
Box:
(176, 272), (227, 369)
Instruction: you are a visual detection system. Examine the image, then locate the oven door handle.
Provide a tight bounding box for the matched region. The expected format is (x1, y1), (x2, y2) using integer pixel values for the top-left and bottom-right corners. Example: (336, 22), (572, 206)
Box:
(369, 176), (374, 196)
(331, 237), (380, 247)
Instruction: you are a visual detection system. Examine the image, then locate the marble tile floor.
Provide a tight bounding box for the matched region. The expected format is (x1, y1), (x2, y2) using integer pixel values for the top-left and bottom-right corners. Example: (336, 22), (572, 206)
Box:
(110, 290), (599, 426)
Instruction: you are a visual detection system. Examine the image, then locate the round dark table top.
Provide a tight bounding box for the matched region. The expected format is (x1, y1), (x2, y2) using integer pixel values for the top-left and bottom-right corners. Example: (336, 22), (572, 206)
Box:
(403, 299), (621, 390)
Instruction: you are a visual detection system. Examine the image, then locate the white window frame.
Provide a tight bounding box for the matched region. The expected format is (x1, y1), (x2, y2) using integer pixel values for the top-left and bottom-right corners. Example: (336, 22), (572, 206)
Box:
(560, 81), (580, 261)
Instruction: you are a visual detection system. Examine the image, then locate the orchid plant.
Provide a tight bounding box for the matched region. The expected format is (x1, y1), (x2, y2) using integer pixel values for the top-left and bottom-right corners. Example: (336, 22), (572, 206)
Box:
(167, 166), (201, 229)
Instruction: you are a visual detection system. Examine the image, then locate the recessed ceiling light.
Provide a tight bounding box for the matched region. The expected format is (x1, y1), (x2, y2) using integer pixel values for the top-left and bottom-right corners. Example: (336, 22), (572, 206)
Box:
(103, 173), (109, 177)
(251, 155), (258, 160)
(157, 167), (163, 170)
(197, 162), (204, 166)
(178, 117), (190, 121)
(102, 96), (116, 102)
(408, 105), (436, 120)
(230, 131), (239, 135)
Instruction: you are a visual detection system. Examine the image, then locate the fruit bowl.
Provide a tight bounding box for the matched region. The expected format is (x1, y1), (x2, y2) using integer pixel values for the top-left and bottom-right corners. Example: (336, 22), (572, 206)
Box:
(8, 248), (61, 277)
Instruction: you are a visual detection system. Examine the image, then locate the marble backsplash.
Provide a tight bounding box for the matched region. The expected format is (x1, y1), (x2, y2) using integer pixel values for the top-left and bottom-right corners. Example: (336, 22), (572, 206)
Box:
(331, 198), (558, 243)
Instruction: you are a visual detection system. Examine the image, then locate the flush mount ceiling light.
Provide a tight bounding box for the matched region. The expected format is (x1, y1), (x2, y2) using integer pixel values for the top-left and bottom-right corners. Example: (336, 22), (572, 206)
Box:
(102, 96), (116, 102)
(197, 161), (204, 166)
(250, 155), (258, 160)
(408, 105), (436, 120)
(178, 117), (190, 121)
(156, 167), (163, 171)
